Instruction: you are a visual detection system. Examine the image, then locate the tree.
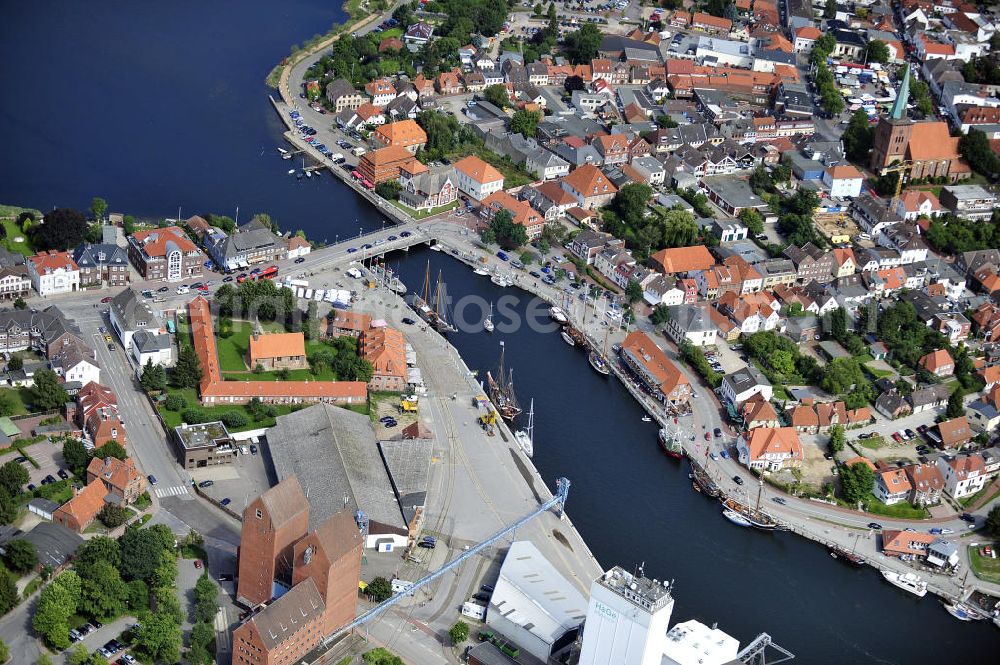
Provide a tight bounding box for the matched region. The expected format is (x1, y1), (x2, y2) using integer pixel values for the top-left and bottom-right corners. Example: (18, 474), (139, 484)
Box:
(12, 298), (25, 310)
(487, 209), (528, 249)
(63, 439), (91, 477)
(32, 576), (79, 649)
(0, 639), (8, 664)
(134, 611), (182, 664)
(99, 440), (128, 461)
(563, 75), (585, 92)
(140, 359), (167, 392)
(0, 461), (28, 497)
(959, 128), (1000, 179)
(769, 350), (796, 377)
(194, 573), (219, 623)
(0, 493), (16, 526)
(625, 280), (643, 303)
(304, 301), (320, 341)
(840, 461), (875, 504)
(36, 656), (54, 665)
(864, 40), (889, 64)
(31, 369), (68, 410)
(67, 644), (90, 665)
(946, 388), (965, 419)
(2, 538), (37, 573)
(31, 208), (89, 251)
(81, 560), (129, 621)
(650, 304), (670, 326)
(6, 355), (22, 372)
(374, 181), (401, 200)
(611, 183), (653, 229)
(0, 571), (16, 615)
(449, 620), (470, 645)
(739, 208), (764, 236)
(483, 84), (510, 109)
(510, 109), (541, 139)
(89, 197), (108, 223)
(119, 526), (167, 582)
(830, 425), (845, 454)
(164, 393), (186, 411)
(97, 504), (131, 528)
(172, 345), (203, 389)
(367, 576), (393, 602)
(842, 109), (875, 163)
(987, 504), (1000, 537)
(127, 579), (149, 613)
(0, 391), (15, 419)
(189, 621), (216, 665)
(564, 24), (602, 64)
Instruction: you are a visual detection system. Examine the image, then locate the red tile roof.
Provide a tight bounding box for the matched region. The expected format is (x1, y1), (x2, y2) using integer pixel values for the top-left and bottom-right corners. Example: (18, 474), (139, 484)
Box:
(649, 246), (715, 274)
(454, 156), (503, 184)
(744, 427), (802, 462)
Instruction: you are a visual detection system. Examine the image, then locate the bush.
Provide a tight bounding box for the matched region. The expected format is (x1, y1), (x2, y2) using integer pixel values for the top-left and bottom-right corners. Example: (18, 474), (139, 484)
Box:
(181, 408), (209, 424)
(449, 620), (470, 644)
(221, 411), (248, 428)
(2, 539), (37, 574)
(98, 504), (131, 528)
(163, 393), (186, 411)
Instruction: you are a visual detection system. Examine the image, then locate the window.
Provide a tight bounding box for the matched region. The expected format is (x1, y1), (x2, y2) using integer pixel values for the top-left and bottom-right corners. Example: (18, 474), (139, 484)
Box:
(256, 508), (262, 519)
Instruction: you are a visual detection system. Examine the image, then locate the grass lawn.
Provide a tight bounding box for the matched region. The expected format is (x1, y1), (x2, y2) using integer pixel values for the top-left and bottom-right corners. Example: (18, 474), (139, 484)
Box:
(379, 27), (403, 39)
(390, 199), (459, 220)
(864, 362), (895, 379)
(0, 386), (31, 416)
(858, 435), (886, 450)
(449, 147), (537, 189)
(960, 483), (1000, 508)
(216, 319), (294, 372)
(968, 545), (1000, 584)
(0, 220), (34, 257)
(861, 495), (929, 519)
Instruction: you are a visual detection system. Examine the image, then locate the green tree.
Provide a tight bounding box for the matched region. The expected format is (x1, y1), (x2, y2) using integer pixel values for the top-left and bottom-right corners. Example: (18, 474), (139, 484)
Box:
(840, 462), (875, 504)
(769, 350), (796, 377)
(0, 461), (28, 497)
(172, 345), (203, 389)
(374, 181), (401, 200)
(134, 611), (182, 664)
(0, 493), (17, 526)
(194, 573), (219, 623)
(946, 388), (965, 419)
(611, 183), (653, 229)
(483, 84), (510, 109)
(98, 440), (128, 461)
(31, 369), (69, 410)
(625, 280), (643, 303)
(864, 40), (889, 64)
(126, 579), (149, 613)
(739, 208), (764, 236)
(140, 359), (167, 392)
(32, 576), (79, 649)
(0, 571), (16, 615)
(6, 355), (22, 372)
(31, 208), (89, 251)
(63, 439), (91, 477)
(959, 128), (1000, 179)
(188, 621), (216, 665)
(97, 504), (131, 528)
(304, 301), (320, 341)
(12, 298), (26, 310)
(650, 304), (670, 326)
(830, 425), (845, 454)
(487, 209), (528, 249)
(986, 504), (1000, 537)
(449, 620), (470, 645)
(81, 560), (129, 621)
(2, 538), (37, 574)
(510, 109), (541, 139)
(164, 393), (186, 411)
(90, 197), (108, 223)
(842, 109), (875, 163)
(119, 526), (167, 582)
(367, 576), (393, 602)
(564, 24), (602, 64)
(0, 639), (8, 664)
(36, 656), (54, 665)
(67, 644), (90, 665)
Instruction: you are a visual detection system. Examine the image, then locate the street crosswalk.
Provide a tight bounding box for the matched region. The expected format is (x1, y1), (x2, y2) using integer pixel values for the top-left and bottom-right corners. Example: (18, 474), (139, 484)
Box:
(154, 485), (191, 499)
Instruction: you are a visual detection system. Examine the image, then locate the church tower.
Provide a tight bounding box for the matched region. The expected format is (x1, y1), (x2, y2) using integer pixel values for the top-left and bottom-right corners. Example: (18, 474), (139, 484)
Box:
(870, 65), (913, 173)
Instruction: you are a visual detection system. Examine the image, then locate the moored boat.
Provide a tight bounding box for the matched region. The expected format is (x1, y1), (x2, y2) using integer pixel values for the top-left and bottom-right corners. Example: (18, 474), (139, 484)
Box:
(588, 350), (610, 376)
(723, 508), (752, 527)
(943, 602), (981, 621)
(560, 330), (576, 347)
(488, 343), (522, 420)
(513, 399), (535, 458)
(881, 570), (928, 597)
(474, 267), (489, 276)
(484, 302), (495, 333)
(658, 428), (684, 459)
(690, 462), (720, 497)
(549, 306), (567, 323)
(828, 545), (865, 567)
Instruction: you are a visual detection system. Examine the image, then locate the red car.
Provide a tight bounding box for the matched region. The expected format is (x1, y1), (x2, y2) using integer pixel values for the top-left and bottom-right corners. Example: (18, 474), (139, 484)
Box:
(891, 432), (904, 443)
(194, 560), (202, 569)
(100, 296), (113, 303)
(704, 432), (710, 441)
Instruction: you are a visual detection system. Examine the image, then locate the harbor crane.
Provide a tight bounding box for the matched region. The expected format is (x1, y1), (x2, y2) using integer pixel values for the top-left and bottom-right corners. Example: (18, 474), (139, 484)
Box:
(319, 477), (573, 648)
(737, 632), (795, 665)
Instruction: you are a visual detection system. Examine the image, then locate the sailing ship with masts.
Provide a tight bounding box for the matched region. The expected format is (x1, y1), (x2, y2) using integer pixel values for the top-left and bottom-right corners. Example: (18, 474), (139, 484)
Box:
(589, 327), (611, 376)
(720, 477), (781, 530)
(487, 342), (522, 420)
(406, 261), (455, 333)
(514, 398), (534, 457)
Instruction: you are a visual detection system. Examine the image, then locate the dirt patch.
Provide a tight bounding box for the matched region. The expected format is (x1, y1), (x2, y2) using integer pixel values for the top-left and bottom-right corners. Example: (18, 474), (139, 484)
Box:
(797, 439), (836, 491)
(372, 394), (419, 436)
(552, 529), (573, 552)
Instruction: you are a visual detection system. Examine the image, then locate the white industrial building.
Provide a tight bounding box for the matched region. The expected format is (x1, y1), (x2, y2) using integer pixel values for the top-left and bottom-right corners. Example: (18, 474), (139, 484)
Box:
(662, 620), (740, 665)
(485, 541), (588, 662)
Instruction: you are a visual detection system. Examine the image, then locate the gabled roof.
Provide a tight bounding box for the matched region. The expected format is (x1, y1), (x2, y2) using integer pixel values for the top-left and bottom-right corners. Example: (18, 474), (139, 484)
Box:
(29, 251), (78, 274)
(55, 480), (107, 527)
(621, 331), (689, 397)
(256, 475), (310, 529)
(87, 456), (142, 493)
(248, 332), (306, 364)
(454, 155), (503, 184)
(918, 348), (953, 373)
(744, 427), (802, 461)
(650, 246), (716, 274)
(939, 416), (972, 448)
(562, 164), (617, 198)
(130, 226), (199, 258)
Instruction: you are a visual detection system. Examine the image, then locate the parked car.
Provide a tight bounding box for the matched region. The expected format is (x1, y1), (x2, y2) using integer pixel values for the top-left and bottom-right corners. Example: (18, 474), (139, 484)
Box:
(867, 522), (883, 530)
(194, 560), (202, 569)
(221, 498), (232, 507)
(481, 584), (494, 593)
(719, 449), (729, 459)
(473, 592), (490, 602)
(198, 480), (214, 488)
(772, 497), (787, 505)
(713, 427), (723, 438)
(218, 573), (234, 582)
(732, 475), (744, 486)
(147, 474), (157, 485)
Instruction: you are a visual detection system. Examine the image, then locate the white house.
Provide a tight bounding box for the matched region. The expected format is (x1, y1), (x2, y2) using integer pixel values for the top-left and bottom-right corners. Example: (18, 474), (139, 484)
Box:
(663, 304), (718, 347)
(130, 330), (174, 368)
(720, 366), (772, 406)
(27, 251), (80, 297)
(936, 454), (988, 499)
(286, 236), (311, 259)
(56, 353), (101, 386)
(822, 164), (864, 199)
(875, 468), (913, 505)
(453, 155), (504, 202)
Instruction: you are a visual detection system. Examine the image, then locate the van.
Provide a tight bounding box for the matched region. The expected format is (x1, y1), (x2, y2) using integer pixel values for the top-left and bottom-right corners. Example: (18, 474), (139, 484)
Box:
(141, 289), (154, 298)
(351, 146), (366, 157)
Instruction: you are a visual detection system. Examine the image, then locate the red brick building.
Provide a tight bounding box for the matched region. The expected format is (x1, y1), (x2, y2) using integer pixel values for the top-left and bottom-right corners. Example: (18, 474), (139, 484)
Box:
(52, 480), (107, 533)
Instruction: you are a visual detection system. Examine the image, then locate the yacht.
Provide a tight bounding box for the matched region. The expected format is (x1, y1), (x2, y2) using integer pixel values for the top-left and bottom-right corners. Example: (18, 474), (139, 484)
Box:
(474, 266), (490, 276)
(484, 302), (495, 333)
(560, 330), (576, 347)
(287, 169), (296, 175)
(549, 306), (567, 323)
(881, 570), (928, 597)
(722, 508), (752, 527)
(514, 399), (535, 458)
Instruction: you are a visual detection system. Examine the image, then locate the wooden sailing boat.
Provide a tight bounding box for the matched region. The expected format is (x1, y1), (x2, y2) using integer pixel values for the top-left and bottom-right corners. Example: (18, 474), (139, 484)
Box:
(720, 477), (780, 530)
(407, 262), (451, 332)
(487, 342), (521, 420)
(588, 326), (611, 376)
(433, 270), (455, 332)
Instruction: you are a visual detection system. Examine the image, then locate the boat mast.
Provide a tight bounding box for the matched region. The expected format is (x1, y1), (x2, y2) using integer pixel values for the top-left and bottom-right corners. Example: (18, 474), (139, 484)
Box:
(755, 476), (764, 513)
(422, 261), (431, 303)
(527, 399), (534, 441)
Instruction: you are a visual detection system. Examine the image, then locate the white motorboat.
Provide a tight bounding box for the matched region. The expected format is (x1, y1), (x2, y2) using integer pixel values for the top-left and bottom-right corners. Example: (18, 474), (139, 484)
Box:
(474, 267), (490, 276)
(560, 330), (576, 346)
(549, 306), (567, 323)
(514, 399), (534, 458)
(287, 169), (296, 175)
(881, 570), (928, 597)
(641, 416), (652, 422)
(491, 274), (511, 287)
(306, 170), (312, 178)
(282, 153), (293, 160)
(429, 244), (442, 252)
(722, 508), (752, 527)
(278, 147), (288, 154)
(943, 601), (984, 622)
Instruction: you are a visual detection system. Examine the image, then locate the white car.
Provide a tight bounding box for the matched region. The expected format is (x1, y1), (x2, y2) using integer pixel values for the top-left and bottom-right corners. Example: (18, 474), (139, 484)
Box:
(176, 285), (190, 294)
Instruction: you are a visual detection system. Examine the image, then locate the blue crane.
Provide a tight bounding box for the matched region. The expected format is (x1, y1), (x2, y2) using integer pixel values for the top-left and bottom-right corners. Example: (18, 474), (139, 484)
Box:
(321, 477), (572, 646)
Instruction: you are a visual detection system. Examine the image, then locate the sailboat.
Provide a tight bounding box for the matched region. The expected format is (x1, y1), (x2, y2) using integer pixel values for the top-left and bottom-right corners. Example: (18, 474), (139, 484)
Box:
(719, 477), (780, 530)
(658, 426), (685, 459)
(487, 342), (522, 420)
(514, 399), (534, 457)
(406, 262), (454, 333)
(588, 327), (611, 376)
(484, 302), (495, 333)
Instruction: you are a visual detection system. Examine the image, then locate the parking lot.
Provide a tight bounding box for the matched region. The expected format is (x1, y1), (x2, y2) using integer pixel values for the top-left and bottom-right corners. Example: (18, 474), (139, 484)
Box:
(191, 443), (274, 514)
(22, 440), (69, 488)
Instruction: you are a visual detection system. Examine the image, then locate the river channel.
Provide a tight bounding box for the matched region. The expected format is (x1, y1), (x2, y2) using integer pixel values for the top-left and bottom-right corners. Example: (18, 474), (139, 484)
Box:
(1, 1), (997, 662)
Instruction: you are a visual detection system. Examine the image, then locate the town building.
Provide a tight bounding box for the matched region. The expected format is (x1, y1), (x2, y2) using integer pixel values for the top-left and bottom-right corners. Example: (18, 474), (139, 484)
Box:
(398, 166), (458, 212)
(560, 164), (618, 210)
(918, 348), (954, 377)
(939, 184), (996, 221)
(173, 421), (236, 469)
(663, 304), (718, 347)
(86, 456), (146, 505)
(359, 326), (407, 392)
(904, 462), (945, 507)
(480, 191), (544, 239)
(720, 366), (772, 406)
(73, 381), (125, 449)
(357, 145), (423, 185)
(937, 453), (988, 499)
(938, 416), (972, 450)
(72, 244), (130, 288)
(27, 251), (79, 296)
(453, 155), (505, 202)
(648, 246), (716, 276)
(325, 79), (365, 112)
(205, 219), (288, 271)
(108, 287), (163, 351)
(620, 331), (691, 406)
(0, 251), (31, 301)
(52, 480), (108, 533)
(0, 307), (86, 358)
(875, 467), (913, 505)
(127, 226), (204, 282)
(737, 427), (803, 472)
(247, 332), (308, 371)
(822, 164), (864, 198)
(370, 119), (427, 154)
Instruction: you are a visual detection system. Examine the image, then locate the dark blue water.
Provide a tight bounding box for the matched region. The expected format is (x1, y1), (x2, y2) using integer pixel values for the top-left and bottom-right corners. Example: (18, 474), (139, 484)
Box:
(1, 2), (997, 662)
